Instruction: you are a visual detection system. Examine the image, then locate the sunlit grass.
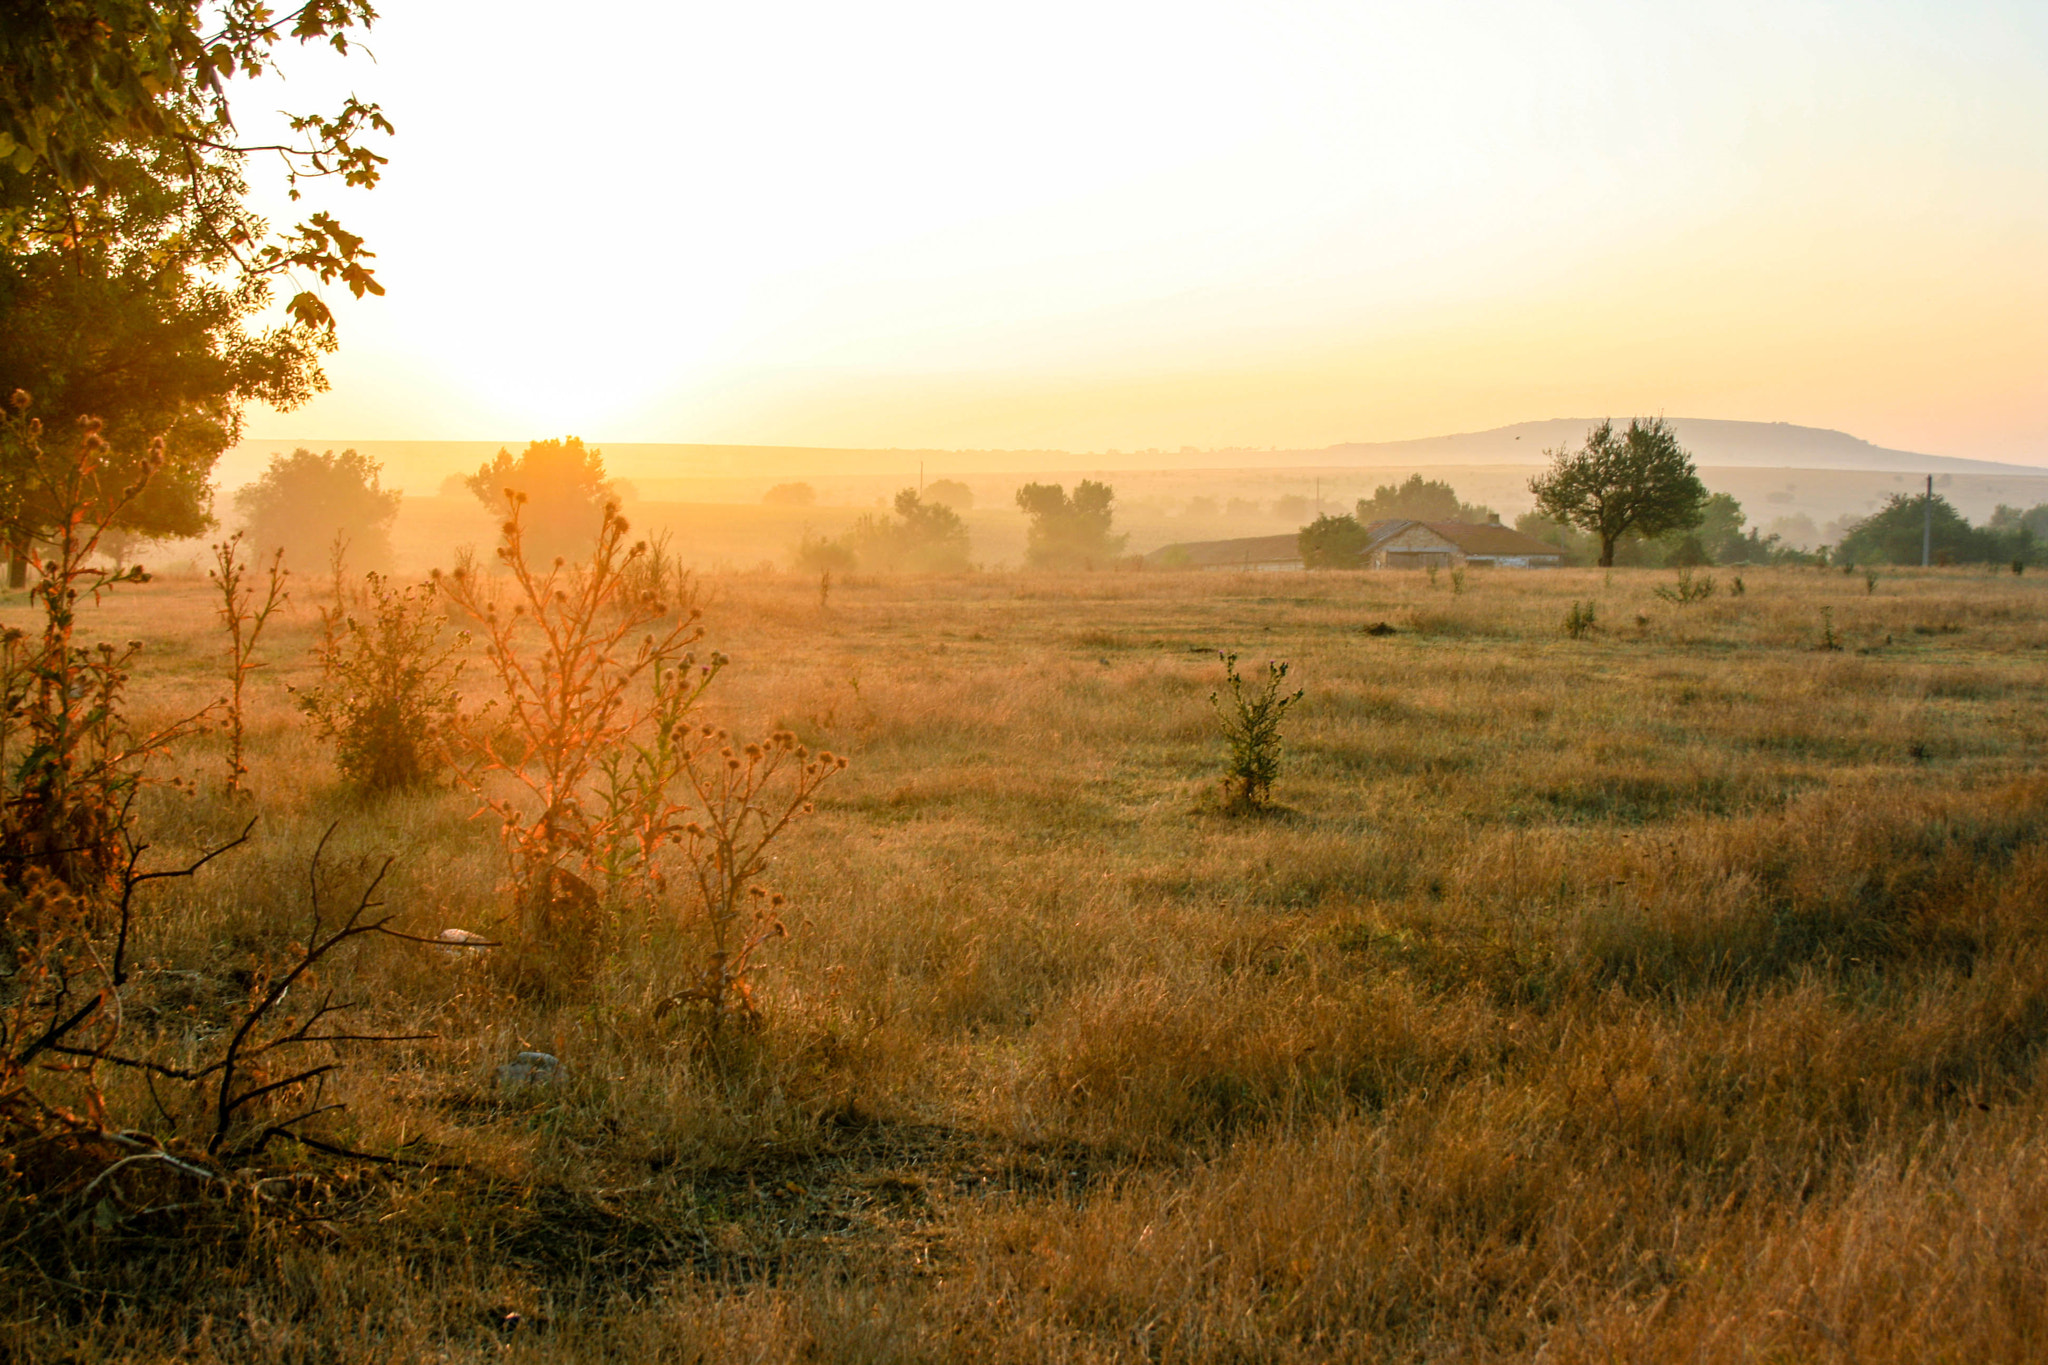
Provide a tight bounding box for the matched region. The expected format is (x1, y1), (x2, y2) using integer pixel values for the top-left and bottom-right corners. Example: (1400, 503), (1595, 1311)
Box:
(7, 560), (2047, 1361)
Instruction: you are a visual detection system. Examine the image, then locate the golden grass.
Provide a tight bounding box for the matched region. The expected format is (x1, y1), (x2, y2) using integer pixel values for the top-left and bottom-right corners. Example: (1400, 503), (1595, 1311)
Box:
(5, 561), (2048, 1361)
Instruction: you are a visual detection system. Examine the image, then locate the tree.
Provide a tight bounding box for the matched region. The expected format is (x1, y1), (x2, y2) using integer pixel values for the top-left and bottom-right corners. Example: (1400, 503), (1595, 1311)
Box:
(1, 1), (389, 326)
(1835, 493), (2005, 566)
(233, 447), (402, 570)
(1513, 510), (1598, 565)
(1016, 479), (1126, 569)
(1355, 473), (1495, 525)
(845, 488), (970, 571)
(1297, 514), (1372, 568)
(465, 437), (618, 562)
(923, 478), (973, 511)
(1528, 418), (1708, 568)
(0, 2), (391, 573)
(762, 482), (815, 506)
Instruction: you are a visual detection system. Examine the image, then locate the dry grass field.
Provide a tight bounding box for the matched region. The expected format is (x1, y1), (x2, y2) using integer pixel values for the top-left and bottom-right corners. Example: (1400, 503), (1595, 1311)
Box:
(7, 559), (2048, 1361)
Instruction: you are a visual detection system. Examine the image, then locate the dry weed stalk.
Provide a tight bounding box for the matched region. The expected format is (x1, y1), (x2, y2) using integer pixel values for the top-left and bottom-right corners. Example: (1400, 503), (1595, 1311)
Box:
(649, 728), (847, 1033)
(207, 532), (288, 795)
(440, 494), (705, 954)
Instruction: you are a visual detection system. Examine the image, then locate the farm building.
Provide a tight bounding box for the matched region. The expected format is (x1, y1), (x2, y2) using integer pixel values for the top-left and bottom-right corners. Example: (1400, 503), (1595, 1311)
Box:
(1142, 533), (1306, 571)
(1143, 518), (1563, 572)
(1362, 518), (1564, 569)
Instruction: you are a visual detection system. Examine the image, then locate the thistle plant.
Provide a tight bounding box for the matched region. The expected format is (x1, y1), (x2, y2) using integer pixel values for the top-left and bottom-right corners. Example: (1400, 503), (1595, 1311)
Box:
(440, 493), (705, 960)
(1211, 652), (1302, 812)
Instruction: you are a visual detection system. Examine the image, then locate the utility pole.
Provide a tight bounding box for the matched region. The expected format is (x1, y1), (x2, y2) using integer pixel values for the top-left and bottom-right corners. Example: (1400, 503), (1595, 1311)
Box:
(1923, 474), (1932, 568)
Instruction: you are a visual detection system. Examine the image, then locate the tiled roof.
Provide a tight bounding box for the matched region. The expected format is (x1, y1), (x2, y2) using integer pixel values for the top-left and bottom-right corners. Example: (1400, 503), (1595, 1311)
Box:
(1143, 533), (1303, 567)
(1421, 521), (1565, 556)
(1362, 519), (1562, 558)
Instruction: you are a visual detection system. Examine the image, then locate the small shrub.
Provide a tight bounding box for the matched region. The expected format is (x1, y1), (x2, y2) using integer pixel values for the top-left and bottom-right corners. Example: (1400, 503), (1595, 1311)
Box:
(1730, 574), (1745, 597)
(1211, 652), (1302, 812)
(1449, 566), (1466, 595)
(795, 531), (856, 573)
(1563, 600), (1597, 639)
(295, 573), (466, 791)
(1652, 567), (1715, 604)
(1865, 569), (1879, 595)
(1818, 606), (1841, 652)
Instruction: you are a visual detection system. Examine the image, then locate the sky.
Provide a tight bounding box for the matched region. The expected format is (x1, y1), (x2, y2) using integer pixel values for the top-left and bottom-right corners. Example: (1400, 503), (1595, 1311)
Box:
(238, 1), (2048, 465)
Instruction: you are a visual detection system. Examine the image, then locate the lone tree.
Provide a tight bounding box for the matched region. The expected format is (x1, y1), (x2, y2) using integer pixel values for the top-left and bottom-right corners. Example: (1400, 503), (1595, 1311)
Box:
(234, 447), (402, 571)
(1528, 418), (1708, 567)
(466, 437), (618, 561)
(1015, 479), (1126, 568)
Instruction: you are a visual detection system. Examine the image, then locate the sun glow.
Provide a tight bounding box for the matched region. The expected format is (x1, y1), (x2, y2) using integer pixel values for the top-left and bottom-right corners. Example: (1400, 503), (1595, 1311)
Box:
(244, 0), (2048, 463)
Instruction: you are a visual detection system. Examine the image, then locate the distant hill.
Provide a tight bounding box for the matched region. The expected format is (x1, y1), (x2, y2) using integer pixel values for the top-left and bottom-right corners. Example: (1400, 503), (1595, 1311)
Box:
(1321, 419), (2041, 475)
(228, 418), (2043, 493)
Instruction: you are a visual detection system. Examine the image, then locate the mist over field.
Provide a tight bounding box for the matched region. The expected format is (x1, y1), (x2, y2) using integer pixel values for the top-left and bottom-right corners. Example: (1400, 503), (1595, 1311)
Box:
(7, 0), (2048, 1360)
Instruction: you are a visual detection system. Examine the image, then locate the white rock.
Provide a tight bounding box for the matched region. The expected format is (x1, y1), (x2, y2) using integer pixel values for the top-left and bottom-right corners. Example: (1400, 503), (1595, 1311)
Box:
(435, 928), (493, 960)
(497, 1051), (563, 1089)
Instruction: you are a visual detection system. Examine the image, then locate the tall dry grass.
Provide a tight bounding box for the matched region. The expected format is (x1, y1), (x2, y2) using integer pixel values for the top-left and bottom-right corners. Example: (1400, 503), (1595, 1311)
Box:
(3, 561), (2046, 1361)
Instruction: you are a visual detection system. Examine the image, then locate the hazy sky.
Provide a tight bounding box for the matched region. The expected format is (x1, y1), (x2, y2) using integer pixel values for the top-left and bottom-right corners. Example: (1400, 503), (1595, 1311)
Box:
(241, 1), (2048, 463)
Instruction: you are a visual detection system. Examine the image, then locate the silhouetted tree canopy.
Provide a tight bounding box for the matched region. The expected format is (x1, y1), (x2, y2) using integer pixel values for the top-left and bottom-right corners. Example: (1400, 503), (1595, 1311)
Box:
(466, 437), (617, 561)
(1354, 474), (1494, 525)
(1, 1), (389, 328)
(1016, 479), (1126, 569)
(0, 1), (390, 558)
(234, 447), (401, 571)
(1528, 418), (1708, 567)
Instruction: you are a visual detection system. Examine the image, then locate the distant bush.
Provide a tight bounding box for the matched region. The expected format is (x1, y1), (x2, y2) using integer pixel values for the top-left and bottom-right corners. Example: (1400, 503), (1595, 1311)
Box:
(923, 478), (973, 511)
(848, 488), (971, 571)
(763, 482), (816, 507)
(1017, 480), (1126, 569)
(1298, 513), (1371, 568)
(794, 531), (857, 573)
(233, 447), (401, 571)
(1836, 492), (2038, 566)
(1563, 600), (1597, 638)
(464, 436), (618, 561)
(1356, 473), (1495, 525)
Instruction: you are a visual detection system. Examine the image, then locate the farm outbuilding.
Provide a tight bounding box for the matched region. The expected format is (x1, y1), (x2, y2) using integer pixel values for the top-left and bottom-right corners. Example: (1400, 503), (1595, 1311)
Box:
(1144, 518), (1563, 572)
(1143, 533), (1306, 571)
(1361, 518), (1564, 569)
